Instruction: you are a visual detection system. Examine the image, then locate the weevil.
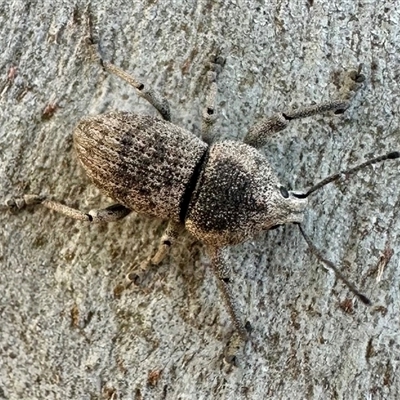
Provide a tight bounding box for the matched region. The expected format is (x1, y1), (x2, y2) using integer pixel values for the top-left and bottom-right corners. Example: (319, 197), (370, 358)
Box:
(4, 53), (399, 363)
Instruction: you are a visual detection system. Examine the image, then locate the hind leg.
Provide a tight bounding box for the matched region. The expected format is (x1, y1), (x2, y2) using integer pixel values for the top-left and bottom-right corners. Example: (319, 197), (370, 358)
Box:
(3, 195), (131, 222)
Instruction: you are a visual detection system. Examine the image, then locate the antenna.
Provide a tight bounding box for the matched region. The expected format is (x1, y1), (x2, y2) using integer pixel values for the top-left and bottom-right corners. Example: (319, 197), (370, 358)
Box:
(296, 151), (399, 198)
(298, 224), (371, 304)
(296, 150), (399, 304)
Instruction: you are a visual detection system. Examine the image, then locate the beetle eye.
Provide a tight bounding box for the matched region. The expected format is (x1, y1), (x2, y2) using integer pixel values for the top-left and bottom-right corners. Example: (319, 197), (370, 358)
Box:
(280, 186), (289, 198)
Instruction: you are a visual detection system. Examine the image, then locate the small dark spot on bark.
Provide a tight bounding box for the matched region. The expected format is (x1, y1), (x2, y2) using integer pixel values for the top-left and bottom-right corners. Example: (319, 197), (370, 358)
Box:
(41, 102), (59, 121)
(70, 304), (80, 328)
(113, 283), (125, 299)
(366, 338), (375, 360)
(339, 298), (354, 314)
(134, 388), (142, 400)
(147, 370), (162, 387)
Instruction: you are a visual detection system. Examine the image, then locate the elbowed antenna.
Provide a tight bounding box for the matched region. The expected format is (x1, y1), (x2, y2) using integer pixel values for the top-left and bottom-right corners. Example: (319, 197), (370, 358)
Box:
(298, 224), (371, 304)
(295, 150), (399, 304)
(295, 151), (400, 199)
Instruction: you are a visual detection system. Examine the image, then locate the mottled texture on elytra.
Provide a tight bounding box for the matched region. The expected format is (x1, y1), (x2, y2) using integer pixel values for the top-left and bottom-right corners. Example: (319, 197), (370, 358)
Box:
(74, 112), (208, 223)
(186, 141), (307, 247)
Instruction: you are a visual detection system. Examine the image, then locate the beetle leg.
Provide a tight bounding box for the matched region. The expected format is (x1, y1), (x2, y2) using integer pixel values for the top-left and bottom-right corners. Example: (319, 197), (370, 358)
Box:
(209, 246), (249, 340)
(101, 61), (171, 122)
(201, 56), (225, 145)
(208, 246), (250, 363)
(208, 246), (249, 335)
(151, 220), (183, 265)
(125, 220), (183, 283)
(244, 67), (365, 149)
(3, 195), (131, 222)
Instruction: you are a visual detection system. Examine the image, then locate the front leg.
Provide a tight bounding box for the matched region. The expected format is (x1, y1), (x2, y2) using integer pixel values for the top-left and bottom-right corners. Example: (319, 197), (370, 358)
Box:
(208, 246), (250, 363)
(244, 67), (365, 149)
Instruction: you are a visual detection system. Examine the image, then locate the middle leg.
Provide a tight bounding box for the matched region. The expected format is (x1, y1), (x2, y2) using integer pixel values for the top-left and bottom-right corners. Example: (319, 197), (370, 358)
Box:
(208, 246), (251, 364)
(101, 61), (171, 122)
(126, 220), (183, 283)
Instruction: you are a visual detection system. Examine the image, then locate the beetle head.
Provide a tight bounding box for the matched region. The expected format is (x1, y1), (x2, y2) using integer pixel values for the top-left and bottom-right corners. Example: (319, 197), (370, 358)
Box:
(186, 141), (307, 246)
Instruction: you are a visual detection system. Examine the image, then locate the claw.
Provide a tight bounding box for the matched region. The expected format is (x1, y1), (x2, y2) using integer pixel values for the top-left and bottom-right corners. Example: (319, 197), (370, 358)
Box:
(224, 330), (246, 366)
(3, 194), (44, 210)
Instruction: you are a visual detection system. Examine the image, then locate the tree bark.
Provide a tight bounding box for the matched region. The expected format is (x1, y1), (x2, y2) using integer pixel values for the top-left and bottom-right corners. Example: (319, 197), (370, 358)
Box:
(1, 1), (399, 399)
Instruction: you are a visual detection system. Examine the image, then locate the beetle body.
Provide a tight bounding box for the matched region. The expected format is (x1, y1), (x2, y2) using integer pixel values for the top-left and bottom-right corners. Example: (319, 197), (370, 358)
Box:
(74, 111), (307, 248)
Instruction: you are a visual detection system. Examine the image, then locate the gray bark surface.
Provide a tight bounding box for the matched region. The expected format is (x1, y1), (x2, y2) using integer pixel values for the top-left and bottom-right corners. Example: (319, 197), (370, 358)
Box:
(1, 1), (399, 399)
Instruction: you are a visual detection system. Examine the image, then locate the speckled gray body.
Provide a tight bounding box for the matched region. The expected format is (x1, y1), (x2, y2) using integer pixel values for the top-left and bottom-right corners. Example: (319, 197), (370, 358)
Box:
(74, 112), (305, 248)
(74, 112), (207, 223)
